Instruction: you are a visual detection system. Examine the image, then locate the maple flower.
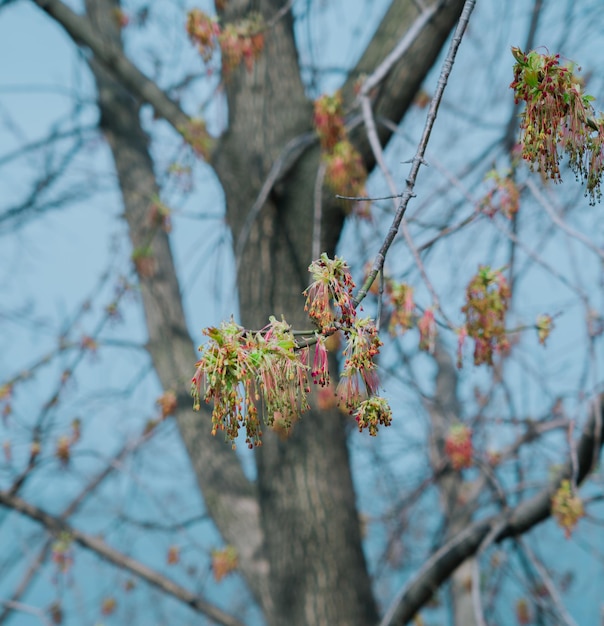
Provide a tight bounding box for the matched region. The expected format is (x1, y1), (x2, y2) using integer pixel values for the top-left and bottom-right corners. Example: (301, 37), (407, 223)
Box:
(324, 140), (367, 199)
(51, 532), (74, 573)
(311, 336), (330, 387)
(219, 13), (265, 73)
(388, 281), (415, 335)
(337, 317), (381, 413)
(444, 424), (473, 470)
(186, 9), (221, 61)
(192, 320), (257, 446)
(313, 92), (345, 151)
(462, 266), (511, 365)
(192, 317), (311, 447)
(418, 308), (437, 353)
(211, 546), (239, 582)
(536, 314), (554, 345)
(304, 253), (356, 331)
(510, 47), (604, 204)
(551, 479), (584, 538)
(354, 396), (393, 436)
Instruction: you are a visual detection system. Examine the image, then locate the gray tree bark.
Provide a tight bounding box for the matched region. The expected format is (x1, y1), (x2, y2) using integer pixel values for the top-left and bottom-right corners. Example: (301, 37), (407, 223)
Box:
(62, 0), (466, 623)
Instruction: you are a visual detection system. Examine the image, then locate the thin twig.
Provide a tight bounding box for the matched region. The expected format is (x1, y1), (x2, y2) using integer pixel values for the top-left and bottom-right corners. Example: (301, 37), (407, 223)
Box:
(354, 0), (477, 307)
(526, 178), (604, 261)
(516, 537), (579, 626)
(312, 160), (327, 262)
(0, 490), (245, 626)
(359, 2), (441, 97)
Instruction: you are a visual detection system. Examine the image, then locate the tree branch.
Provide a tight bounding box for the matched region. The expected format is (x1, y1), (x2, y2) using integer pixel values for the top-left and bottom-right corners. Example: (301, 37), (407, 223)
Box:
(31, 0), (191, 134)
(0, 490), (245, 626)
(380, 394), (603, 625)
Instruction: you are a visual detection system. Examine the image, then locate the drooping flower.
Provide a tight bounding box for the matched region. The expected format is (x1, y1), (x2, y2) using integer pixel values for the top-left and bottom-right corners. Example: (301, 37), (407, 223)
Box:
(510, 47), (604, 204)
(304, 253), (356, 331)
(418, 308), (437, 353)
(311, 336), (330, 387)
(337, 317), (382, 413)
(388, 281), (415, 335)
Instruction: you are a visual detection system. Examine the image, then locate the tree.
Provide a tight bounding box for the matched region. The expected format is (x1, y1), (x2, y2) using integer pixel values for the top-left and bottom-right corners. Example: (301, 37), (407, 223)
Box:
(1, 1), (603, 625)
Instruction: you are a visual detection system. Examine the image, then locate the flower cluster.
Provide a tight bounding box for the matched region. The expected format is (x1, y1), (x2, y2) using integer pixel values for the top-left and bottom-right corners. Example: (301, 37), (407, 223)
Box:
(314, 92), (345, 151)
(211, 546), (239, 582)
(510, 47), (604, 204)
(536, 314), (554, 345)
(219, 14), (265, 73)
(551, 479), (584, 538)
(179, 118), (212, 160)
(386, 281), (415, 335)
(479, 169), (520, 218)
(324, 140), (368, 200)
(304, 253), (356, 331)
(336, 317), (382, 413)
(313, 93), (367, 200)
(186, 9), (221, 60)
(353, 396), (392, 436)
(192, 318), (310, 448)
(444, 424), (473, 470)
(194, 255), (393, 446)
(418, 308), (437, 354)
(51, 532), (74, 574)
(54, 419), (81, 466)
(462, 266), (511, 365)
(186, 9), (265, 74)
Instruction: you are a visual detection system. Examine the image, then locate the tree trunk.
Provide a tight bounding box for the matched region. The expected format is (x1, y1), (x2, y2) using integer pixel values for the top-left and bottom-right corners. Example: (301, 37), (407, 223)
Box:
(85, 0), (468, 623)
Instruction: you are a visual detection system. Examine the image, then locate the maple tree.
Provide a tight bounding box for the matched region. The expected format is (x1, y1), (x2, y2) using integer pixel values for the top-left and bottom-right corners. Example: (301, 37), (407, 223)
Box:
(1, 1), (603, 626)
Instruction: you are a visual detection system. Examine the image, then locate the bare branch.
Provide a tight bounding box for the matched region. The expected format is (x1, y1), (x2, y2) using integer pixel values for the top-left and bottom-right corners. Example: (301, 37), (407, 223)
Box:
(355, 0), (477, 306)
(380, 394), (603, 625)
(0, 490), (245, 626)
(30, 0), (190, 134)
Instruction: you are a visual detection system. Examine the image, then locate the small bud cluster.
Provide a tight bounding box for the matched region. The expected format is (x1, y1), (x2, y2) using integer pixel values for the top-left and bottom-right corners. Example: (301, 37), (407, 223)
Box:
(313, 93), (368, 201)
(51, 532), (74, 574)
(54, 419), (81, 466)
(551, 479), (584, 538)
(211, 546), (238, 582)
(480, 169), (520, 218)
(186, 9), (265, 74)
(179, 118), (212, 160)
(510, 47), (604, 204)
(387, 281), (415, 335)
(353, 396), (393, 436)
(186, 9), (221, 61)
(462, 266), (511, 365)
(444, 424), (473, 470)
(536, 314), (554, 345)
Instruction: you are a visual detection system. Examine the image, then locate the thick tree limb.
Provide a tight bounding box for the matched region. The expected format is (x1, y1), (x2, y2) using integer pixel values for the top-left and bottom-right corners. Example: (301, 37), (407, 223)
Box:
(0, 490), (244, 626)
(82, 0), (270, 611)
(380, 394), (603, 626)
(31, 0), (190, 133)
